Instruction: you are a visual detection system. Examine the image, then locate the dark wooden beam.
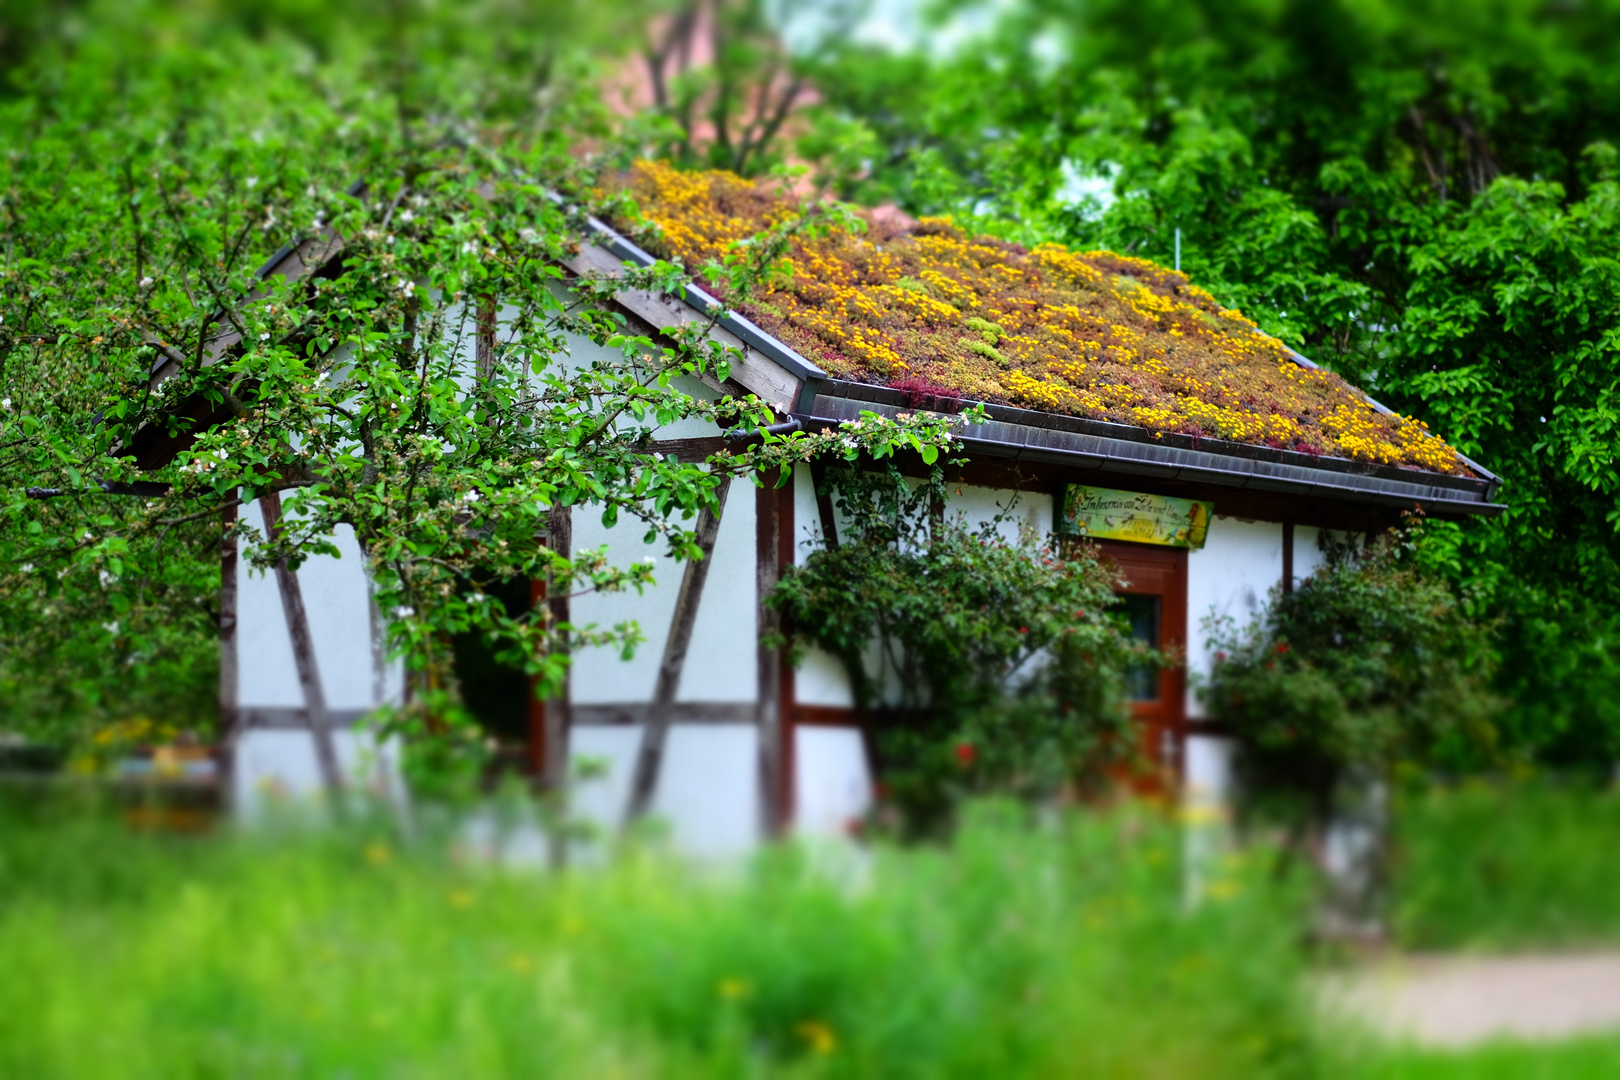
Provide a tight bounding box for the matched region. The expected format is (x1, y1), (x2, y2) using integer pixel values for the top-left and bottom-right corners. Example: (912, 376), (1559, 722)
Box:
(625, 476), (733, 822)
(778, 468), (799, 829)
(756, 469), (785, 837)
(573, 702), (759, 725)
(1282, 520), (1296, 595)
(259, 491), (345, 800)
(219, 501), (239, 796)
(647, 436), (728, 463)
(475, 294), (497, 381)
(544, 503), (573, 790)
(808, 457), (839, 548)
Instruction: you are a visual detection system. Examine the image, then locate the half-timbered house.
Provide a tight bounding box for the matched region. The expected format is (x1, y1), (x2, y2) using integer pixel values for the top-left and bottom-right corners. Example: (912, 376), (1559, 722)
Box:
(176, 167), (1501, 853)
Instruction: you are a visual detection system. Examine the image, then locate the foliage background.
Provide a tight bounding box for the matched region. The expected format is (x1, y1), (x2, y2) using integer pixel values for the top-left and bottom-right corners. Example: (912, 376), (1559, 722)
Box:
(791, 0), (1620, 770)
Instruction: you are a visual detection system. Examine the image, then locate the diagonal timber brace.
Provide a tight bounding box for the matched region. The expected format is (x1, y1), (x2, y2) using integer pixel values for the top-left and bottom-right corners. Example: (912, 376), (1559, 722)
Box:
(625, 476), (733, 823)
(260, 490), (346, 801)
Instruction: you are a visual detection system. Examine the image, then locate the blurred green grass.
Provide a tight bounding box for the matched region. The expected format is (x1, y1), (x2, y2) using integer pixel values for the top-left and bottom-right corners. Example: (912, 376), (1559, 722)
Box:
(1333, 1034), (1620, 1079)
(0, 800), (1311, 1078)
(1391, 778), (1620, 951)
(3, 789), (1617, 1076)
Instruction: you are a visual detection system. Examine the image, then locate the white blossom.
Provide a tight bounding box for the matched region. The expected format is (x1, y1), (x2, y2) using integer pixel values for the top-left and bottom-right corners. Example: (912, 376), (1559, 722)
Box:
(394, 605), (415, 619)
(139, 276), (154, 288)
(246, 176), (259, 190)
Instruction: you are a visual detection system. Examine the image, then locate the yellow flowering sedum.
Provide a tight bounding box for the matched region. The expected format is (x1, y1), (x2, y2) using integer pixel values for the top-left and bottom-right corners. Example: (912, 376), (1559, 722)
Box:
(611, 161), (1467, 475)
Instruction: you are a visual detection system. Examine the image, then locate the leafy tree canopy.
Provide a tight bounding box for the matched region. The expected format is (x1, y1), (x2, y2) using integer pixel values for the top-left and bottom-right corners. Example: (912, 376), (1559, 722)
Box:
(799, 0), (1620, 765)
(0, 0), (962, 750)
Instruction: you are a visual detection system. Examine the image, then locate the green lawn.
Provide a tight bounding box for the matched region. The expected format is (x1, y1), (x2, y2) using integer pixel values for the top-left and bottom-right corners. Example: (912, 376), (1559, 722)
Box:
(1, 788), (1615, 1076)
(1339, 1035), (1620, 1079)
(1390, 777), (1620, 951)
(0, 798), (1312, 1078)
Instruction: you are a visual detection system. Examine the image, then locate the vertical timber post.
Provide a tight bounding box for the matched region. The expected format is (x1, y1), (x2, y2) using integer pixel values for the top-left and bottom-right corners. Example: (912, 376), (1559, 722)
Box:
(260, 490), (345, 802)
(219, 501), (239, 796)
(626, 476), (733, 824)
(1282, 521), (1295, 595)
(475, 294), (498, 381)
(777, 468), (798, 829)
(543, 503), (573, 790)
(756, 470), (785, 838)
(808, 457), (839, 549)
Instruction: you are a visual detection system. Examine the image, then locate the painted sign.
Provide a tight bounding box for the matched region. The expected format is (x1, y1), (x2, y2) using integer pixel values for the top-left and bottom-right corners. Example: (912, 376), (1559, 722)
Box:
(1059, 485), (1212, 549)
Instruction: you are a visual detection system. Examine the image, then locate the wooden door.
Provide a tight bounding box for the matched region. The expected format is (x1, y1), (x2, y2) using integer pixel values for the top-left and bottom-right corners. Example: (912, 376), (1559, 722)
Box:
(1094, 541), (1187, 792)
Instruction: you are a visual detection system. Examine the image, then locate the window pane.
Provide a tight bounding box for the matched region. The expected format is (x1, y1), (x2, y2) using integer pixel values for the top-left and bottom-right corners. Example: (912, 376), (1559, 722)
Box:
(1118, 593), (1161, 701)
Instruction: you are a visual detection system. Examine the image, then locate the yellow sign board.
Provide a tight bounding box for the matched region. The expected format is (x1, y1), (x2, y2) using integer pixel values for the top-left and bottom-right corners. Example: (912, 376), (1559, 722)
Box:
(1059, 485), (1212, 549)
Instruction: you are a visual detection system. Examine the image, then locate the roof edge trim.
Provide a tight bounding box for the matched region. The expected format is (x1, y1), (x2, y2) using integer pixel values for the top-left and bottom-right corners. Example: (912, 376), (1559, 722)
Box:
(796, 389), (1504, 518)
(579, 214), (828, 388)
(1284, 346), (1501, 495)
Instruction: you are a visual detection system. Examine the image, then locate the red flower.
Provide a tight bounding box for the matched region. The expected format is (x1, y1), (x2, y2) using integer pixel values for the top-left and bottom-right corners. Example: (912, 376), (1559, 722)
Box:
(1215, 651), (1227, 662)
(954, 743), (976, 768)
(1275, 643), (1290, 655)
(1019, 626), (1028, 634)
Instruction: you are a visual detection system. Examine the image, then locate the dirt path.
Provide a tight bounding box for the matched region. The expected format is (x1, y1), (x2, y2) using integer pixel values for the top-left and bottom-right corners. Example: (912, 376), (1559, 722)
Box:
(1324, 952), (1620, 1047)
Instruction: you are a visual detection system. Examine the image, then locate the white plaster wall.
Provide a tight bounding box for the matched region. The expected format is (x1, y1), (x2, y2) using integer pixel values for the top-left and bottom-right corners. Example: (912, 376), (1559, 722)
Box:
(237, 499), (398, 711)
(796, 647), (855, 707)
(941, 481), (1054, 542)
(236, 506), (302, 711)
(792, 464), (829, 566)
(233, 497), (404, 813)
(569, 485), (758, 705)
(794, 726), (873, 837)
(569, 724), (760, 859)
(1185, 516), (1284, 719)
(1185, 734), (1235, 807)
(1295, 525), (1330, 583)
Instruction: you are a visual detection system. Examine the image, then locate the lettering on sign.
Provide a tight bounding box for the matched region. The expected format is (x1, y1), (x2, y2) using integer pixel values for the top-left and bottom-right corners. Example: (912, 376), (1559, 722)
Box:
(1058, 485), (1212, 549)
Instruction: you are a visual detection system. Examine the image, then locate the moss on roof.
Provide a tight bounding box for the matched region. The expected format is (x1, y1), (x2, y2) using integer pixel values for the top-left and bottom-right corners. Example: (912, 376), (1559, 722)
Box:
(609, 161), (1467, 476)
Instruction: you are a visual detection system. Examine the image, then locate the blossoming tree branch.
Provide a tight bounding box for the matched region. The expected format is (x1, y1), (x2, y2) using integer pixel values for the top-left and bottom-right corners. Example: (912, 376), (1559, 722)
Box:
(1, 124), (971, 754)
